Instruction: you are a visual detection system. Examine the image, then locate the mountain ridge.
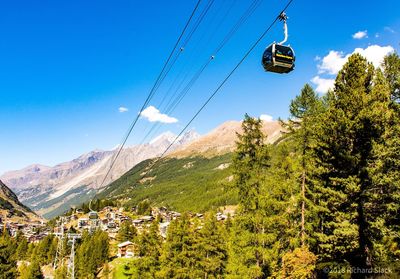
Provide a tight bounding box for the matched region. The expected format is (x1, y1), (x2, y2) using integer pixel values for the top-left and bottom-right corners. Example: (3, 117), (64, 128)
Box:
(1, 120), (283, 219)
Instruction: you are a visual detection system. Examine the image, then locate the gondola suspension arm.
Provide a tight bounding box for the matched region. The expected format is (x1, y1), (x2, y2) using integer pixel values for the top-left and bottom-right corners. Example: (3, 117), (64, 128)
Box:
(278, 12), (288, 45)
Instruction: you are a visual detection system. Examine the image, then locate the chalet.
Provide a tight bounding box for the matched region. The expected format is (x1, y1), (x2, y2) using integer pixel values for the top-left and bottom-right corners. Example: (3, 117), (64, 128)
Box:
(78, 218), (89, 228)
(117, 241), (134, 258)
(162, 211), (181, 222)
(132, 219), (143, 228)
(216, 212), (227, 221)
(53, 226), (67, 235)
(28, 233), (46, 243)
(140, 215), (154, 222)
(103, 206), (113, 213)
(106, 212), (115, 220)
(107, 222), (117, 229)
(119, 216), (130, 223)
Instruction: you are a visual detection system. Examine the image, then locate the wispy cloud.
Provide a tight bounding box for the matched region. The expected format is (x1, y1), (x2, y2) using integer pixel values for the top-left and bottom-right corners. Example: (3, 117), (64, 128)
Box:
(260, 114), (273, 122)
(118, 106), (129, 113)
(352, 30), (368, 39)
(140, 106), (178, 124)
(384, 26), (396, 34)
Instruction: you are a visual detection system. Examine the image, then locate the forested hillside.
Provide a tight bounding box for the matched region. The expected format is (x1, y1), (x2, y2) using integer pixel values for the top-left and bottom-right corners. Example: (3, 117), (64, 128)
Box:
(97, 153), (237, 213)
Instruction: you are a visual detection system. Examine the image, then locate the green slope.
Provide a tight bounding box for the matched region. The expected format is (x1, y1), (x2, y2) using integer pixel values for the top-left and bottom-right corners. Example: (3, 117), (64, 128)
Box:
(97, 153), (237, 213)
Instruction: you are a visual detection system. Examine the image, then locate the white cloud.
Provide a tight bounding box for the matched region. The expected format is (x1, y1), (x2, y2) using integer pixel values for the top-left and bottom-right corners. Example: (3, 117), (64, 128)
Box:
(118, 106), (129, 113)
(318, 50), (348, 75)
(353, 45), (394, 68)
(318, 45), (394, 75)
(260, 114), (274, 122)
(311, 76), (335, 94)
(352, 30), (368, 39)
(140, 106), (178, 124)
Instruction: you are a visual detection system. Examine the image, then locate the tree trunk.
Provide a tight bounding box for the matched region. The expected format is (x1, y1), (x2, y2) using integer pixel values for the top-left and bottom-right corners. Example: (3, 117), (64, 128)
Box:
(301, 170), (306, 247)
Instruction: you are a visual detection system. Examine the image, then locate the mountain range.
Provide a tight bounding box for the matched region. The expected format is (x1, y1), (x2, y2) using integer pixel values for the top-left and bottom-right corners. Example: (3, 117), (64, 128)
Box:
(1, 120), (282, 219)
(1, 130), (199, 219)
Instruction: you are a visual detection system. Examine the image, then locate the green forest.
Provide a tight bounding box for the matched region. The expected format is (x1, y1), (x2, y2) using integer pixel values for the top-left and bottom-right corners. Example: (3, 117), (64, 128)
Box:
(1, 52), (400, 278)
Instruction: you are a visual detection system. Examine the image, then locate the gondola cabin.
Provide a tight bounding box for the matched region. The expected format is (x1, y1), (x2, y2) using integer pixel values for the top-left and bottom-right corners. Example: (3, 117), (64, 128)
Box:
(262, 43), (295, 74)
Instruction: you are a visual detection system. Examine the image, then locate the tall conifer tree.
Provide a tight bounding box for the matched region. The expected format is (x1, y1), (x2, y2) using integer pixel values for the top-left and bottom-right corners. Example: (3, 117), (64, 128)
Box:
(311, 53), (400, 275)
(227, 115), (272, 278)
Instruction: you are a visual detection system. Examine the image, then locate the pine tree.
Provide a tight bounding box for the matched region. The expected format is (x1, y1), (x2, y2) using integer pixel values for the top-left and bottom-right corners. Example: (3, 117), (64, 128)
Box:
(286, 84), (322, 247)
(232, 114), (270, 211)
(25, 259), (44, 279)
(16, 231), (29, 260)
(135, 218), (162, 278)
(26, 242), (36, 260)
(47, 235), (58, 264)
(54, 264), (68, 279)
(311, 53), (399, 275)
(117, 221), (137, 242)
(227, 114), (273, 278)
(137, 199), (151, 215)
(18, 262), (29, 279)
(280, 247), (317, 279)
(382, 52), (400, 103)
(0, 233), (18, 279)
(157, 213), (200, 278)
(195, 213), (227, 278)
(76, 230), (109, 278)
(33, 234), (55, 265)
(366, 69), (400, 271)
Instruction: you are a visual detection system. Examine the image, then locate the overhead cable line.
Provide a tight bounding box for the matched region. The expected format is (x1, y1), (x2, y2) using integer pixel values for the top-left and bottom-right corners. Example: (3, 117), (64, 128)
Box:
(92, 0), (204, 205)
(136, 0), (295, 180)
(135, 0), (265, 148)
(105, 0), (218, 168)
(166, 0), (264, 114)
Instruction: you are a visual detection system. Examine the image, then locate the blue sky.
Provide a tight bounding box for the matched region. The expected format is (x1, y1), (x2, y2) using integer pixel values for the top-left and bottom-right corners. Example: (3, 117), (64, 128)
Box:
(1, 0), (399, 174)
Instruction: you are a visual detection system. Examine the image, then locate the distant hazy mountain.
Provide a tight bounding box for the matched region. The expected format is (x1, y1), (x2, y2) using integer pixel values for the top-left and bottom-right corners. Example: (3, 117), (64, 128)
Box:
(170, 120), (282, 157)
(1, 130), (200, 219)
(0, 180), (41, 222)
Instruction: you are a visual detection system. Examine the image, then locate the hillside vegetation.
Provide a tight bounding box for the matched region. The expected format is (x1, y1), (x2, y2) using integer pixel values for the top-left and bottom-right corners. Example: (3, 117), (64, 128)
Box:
(97, 153), (237, 213)
(0, 180), (41, 222)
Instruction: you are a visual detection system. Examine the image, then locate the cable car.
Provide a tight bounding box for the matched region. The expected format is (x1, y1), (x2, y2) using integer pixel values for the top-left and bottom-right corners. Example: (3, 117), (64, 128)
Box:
(262, 12), (295, 74)
(262, 43), (295, 73)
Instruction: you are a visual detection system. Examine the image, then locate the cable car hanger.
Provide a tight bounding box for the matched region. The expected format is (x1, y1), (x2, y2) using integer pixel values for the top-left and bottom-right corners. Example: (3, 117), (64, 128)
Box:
(262, 12), (295, 74)
(278, 12), (288, 45)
